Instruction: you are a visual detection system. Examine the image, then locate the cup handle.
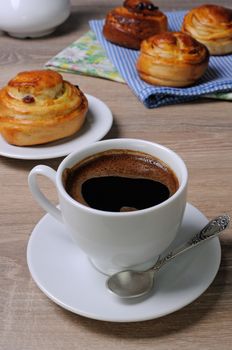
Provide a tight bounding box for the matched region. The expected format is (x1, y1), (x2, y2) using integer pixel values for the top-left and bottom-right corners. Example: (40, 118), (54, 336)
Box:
(28, 165), (63, 223)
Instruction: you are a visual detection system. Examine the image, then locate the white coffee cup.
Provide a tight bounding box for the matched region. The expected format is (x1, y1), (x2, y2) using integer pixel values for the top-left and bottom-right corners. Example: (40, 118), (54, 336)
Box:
(28, 139), (188, 275)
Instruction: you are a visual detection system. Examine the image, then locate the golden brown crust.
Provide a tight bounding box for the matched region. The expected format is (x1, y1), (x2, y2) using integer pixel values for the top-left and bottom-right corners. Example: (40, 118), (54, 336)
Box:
(136, 32), (209, 87)
(182, 4), (232, 55)
(0, 70), (88, 146)
(103, 0), (168, 49)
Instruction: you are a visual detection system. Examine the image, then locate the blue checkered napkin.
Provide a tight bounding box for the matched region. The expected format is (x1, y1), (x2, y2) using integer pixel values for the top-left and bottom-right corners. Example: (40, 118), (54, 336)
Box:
(90, 11), (232, 108)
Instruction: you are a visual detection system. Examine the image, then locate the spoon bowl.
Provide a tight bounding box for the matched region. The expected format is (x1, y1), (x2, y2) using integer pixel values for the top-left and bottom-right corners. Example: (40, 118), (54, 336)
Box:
(108, 270), (155, 298)
(106, 215), (230, 298)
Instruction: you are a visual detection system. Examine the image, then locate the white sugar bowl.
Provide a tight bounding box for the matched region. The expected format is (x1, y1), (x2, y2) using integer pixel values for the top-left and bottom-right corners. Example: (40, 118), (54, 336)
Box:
(0, 0), (70, 38)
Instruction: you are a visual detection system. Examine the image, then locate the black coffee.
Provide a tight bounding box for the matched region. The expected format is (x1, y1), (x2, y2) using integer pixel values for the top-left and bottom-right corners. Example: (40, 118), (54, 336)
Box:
(63, 149), (179, 212)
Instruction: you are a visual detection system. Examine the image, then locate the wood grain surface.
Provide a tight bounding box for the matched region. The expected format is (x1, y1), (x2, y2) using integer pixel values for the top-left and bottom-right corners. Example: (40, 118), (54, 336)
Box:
(0, 1), (231, 349)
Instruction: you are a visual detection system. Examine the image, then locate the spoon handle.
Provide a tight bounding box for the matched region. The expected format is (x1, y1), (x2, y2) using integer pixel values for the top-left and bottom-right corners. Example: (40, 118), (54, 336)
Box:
(153, 214), (230, 272)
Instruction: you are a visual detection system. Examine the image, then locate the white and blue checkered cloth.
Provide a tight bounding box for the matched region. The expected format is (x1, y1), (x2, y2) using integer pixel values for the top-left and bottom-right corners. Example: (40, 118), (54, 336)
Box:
(90, 11), (232, 108)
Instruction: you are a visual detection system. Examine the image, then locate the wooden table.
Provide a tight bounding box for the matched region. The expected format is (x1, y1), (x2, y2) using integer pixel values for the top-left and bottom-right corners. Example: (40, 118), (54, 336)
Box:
(1, 1), (231, 349)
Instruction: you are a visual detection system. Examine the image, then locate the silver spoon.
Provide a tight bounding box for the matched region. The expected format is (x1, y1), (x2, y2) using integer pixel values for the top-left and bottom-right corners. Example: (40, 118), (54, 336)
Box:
(106, 214), (230, 298)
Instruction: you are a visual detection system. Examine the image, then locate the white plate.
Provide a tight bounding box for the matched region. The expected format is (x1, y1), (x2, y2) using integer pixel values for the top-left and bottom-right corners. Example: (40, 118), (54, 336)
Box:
(27, 203), (221, 322)
(0, 94), (113, 160)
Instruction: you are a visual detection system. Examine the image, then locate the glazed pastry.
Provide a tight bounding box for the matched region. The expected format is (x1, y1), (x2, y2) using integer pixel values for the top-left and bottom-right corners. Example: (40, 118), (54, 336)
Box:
(0, 70), (88, 146)
(136, 32), (209, 87)
(103, 0), (168, 49)
(182, 4), (232, 55)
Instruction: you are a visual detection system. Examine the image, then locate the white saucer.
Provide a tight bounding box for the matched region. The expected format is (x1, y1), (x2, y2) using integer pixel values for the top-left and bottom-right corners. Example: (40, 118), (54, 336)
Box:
(27, 203), (221, 322)
(0, 94), (113, 160)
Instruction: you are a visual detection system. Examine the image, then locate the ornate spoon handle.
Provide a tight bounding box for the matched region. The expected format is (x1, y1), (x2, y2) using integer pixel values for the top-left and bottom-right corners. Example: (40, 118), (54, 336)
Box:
(153, 215), (230, 271)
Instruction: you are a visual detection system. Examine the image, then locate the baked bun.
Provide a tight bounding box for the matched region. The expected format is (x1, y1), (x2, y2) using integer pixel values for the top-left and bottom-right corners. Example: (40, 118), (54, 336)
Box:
(103, 0), (168, 49)
(0, 70), (88, 146)
(136, 32), (209, 87)
(182, 4), (232, 55)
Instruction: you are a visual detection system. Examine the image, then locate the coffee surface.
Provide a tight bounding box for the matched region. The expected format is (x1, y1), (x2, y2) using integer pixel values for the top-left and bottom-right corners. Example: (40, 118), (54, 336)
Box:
(64, 149), (179, 212)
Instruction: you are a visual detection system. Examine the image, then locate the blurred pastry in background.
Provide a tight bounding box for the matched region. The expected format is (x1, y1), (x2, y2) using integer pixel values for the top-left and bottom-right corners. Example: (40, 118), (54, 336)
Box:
(103, 0), (168, 49)
(136, 32), (209, 87)
(182, 4), (232, 55)
(0, 70), (88, 146)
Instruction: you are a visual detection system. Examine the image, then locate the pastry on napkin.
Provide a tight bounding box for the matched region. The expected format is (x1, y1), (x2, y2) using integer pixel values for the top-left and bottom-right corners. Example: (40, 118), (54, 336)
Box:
(89, 10), (232, 108)
(45, 18), (232, 108)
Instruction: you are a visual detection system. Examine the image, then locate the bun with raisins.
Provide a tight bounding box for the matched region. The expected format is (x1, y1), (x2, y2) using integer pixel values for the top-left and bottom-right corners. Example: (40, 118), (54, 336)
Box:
(0, 70), (88, 146)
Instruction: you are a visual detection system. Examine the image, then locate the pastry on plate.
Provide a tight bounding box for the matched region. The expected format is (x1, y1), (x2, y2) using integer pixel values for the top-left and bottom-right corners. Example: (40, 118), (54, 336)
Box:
(103, 0), (168, 49)
(136, 31), (209, 87)
(0, 70), (88, 146)
(182, 4), (232, 55)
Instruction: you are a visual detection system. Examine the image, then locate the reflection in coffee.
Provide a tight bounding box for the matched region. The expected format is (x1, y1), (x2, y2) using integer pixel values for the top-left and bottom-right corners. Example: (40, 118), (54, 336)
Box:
(63, 150), (179, 212)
